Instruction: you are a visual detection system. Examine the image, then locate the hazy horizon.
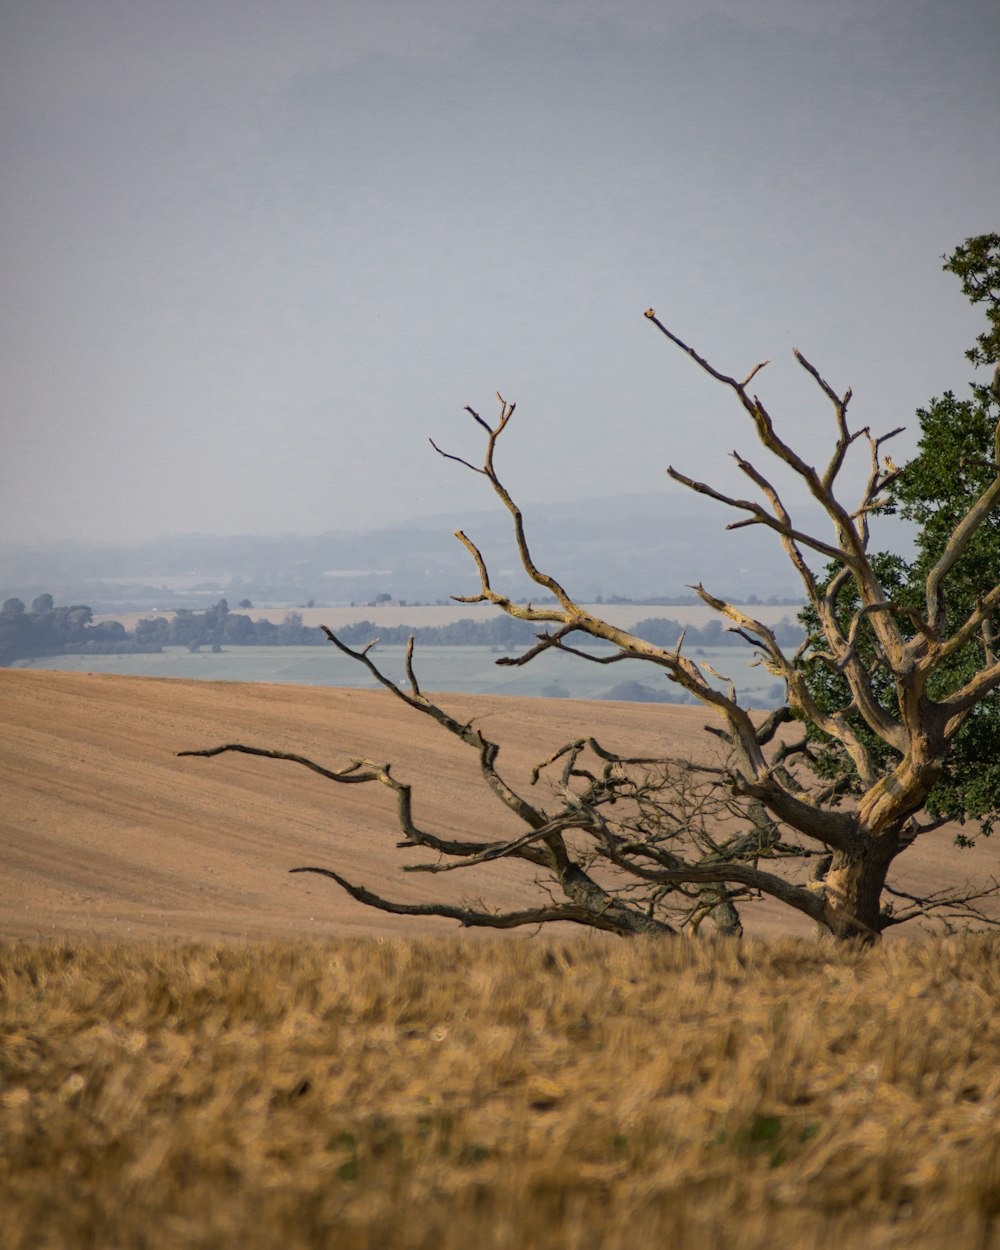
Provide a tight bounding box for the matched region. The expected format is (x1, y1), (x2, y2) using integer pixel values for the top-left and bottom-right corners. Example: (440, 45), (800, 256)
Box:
(3, 0), (998, 546)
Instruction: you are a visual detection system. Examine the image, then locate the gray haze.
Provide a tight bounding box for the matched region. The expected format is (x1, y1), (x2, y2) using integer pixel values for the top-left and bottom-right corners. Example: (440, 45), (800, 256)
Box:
(2, 0), (998, 546)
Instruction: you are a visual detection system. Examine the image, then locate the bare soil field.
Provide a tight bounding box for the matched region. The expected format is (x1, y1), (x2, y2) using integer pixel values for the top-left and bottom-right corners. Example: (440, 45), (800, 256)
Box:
(2, 669), (997, 943)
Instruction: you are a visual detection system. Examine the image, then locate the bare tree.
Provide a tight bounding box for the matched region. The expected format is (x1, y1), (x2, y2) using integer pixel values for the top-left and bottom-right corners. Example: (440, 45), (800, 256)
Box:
(183, 291), (1000, 941)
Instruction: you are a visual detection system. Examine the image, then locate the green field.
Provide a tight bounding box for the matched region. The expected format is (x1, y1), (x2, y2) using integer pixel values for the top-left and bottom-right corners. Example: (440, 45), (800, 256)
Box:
(15, 644), (782, 705)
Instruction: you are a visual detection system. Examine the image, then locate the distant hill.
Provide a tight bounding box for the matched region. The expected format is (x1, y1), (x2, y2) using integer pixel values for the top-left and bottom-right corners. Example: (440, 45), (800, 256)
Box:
(0, 492), (902, 613)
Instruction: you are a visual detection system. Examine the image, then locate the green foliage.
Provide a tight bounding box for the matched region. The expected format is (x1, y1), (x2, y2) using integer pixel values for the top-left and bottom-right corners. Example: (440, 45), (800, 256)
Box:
(942, 232), (1000, 370)
(0, 598), (103, 664)
(800, 236), (1000, 838)
(893, 385), (1000, 837)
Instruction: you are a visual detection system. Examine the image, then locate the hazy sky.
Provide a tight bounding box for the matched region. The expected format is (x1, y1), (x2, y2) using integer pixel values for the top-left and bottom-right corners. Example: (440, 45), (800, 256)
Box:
(2, 0), (998, 546)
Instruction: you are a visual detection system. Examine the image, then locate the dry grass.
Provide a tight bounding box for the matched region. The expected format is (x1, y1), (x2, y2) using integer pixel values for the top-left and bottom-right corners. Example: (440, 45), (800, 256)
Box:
(2, 936), (999, 1250)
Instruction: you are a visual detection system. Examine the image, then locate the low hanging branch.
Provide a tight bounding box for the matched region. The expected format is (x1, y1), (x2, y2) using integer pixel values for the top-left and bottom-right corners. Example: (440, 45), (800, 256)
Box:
(181, 627), (825, 937)
(184, 260), (1000, 940)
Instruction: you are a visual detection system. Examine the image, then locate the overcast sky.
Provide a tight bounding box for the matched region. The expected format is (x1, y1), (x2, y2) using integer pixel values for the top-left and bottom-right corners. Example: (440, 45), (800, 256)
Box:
(2, 0), (998, 546)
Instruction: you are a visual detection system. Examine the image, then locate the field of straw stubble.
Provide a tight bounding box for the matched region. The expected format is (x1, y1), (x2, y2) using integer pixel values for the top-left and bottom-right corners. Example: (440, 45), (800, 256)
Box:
(2, 935), (1000, 1250)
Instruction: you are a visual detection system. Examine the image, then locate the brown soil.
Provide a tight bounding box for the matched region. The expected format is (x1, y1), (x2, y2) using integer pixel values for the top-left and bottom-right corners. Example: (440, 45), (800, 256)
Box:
(2, 669), (995, 942)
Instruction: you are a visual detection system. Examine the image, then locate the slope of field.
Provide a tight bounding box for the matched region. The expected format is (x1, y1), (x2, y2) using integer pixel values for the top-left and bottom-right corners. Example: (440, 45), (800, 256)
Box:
(1, 669), (997, 942)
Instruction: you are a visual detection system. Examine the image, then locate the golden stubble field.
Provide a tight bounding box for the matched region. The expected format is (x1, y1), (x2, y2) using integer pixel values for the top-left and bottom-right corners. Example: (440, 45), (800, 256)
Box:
(2, 936), (1000, 1250)
(3, 670), (1000, 1248)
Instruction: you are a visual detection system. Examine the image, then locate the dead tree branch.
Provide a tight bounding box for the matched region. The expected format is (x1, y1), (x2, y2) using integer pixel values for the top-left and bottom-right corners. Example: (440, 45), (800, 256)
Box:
(183, 294), (1000, 942)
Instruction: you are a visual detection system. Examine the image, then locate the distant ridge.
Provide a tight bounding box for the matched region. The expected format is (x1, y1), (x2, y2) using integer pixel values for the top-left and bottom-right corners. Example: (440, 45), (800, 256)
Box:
(1, 493), (910, 613)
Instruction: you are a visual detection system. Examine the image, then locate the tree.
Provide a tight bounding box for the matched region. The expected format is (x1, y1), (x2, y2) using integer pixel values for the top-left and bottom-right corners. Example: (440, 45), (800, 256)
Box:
(87, 620), (126, 640)
(278, 611), (308, 644)
(182, 237), (1000, 941)
(222, 613), (256, 645)
(204, 599), (229, 652)
(135, 616), (170, 648)
(884, 236), (1000, 837)
(800, 236), (1000, 847)
(0, 598), (30, 665)
(31, 594), (54, 615)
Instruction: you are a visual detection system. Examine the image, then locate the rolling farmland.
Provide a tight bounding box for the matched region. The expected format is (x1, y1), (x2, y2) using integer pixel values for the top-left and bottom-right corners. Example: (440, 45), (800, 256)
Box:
(13, 642), (784, 706)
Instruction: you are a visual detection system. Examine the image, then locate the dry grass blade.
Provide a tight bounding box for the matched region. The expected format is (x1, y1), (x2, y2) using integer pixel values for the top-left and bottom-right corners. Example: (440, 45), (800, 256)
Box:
(2, 936), (1000, 1250)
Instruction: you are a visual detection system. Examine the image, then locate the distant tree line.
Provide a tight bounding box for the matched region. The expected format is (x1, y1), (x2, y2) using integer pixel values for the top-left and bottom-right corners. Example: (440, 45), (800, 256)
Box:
(0, 595), (143, 665)
(629, 616), (805, 650)
(0, 598), (324, 663)
(335, 615), (804, 650)
(142, 602), (323, 651)
(0, 595), (804, 666)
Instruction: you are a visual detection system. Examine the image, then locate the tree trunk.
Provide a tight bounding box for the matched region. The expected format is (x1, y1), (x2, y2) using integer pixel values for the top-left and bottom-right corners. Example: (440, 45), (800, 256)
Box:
(708, 894), (744, 937)
(820, 835), (900, 940)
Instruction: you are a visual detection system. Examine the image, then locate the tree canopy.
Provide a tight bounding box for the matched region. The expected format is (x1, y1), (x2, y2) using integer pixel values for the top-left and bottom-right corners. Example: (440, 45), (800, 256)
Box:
(801, 237), (1000, 842)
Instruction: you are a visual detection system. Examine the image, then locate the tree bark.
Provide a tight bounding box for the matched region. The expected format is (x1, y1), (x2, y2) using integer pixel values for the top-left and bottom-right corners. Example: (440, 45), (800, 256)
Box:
(821, 834), (901, 939)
